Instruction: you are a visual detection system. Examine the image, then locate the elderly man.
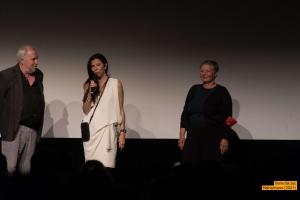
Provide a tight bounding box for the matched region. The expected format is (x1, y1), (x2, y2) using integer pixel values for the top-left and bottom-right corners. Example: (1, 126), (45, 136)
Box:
(0, 45), (45, 176)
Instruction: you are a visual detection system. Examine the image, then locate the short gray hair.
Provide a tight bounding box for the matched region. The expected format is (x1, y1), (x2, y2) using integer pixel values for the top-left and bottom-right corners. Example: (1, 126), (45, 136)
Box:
(16, 45), (35, 61)
(200, 60), (219, 73)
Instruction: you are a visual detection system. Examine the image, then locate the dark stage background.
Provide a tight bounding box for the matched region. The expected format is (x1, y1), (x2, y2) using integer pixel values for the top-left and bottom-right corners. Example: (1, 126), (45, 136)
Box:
(1, 1), (300, 140)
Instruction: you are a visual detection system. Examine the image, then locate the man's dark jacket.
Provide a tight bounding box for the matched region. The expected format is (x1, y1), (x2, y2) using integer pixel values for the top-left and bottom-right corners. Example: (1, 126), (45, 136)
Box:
(0, 65), (45, 141)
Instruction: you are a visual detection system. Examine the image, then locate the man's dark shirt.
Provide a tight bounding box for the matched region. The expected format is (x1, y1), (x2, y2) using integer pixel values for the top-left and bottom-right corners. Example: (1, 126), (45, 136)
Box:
(19, 69), (43, 130)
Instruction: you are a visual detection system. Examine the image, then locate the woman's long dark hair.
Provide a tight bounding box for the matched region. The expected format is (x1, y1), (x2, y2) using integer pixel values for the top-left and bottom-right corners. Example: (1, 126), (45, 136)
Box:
(83, 53), (109, 102)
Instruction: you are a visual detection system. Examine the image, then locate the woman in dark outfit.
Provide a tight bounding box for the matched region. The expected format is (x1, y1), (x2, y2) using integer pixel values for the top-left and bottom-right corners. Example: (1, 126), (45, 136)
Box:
(178, 60), (239, 165)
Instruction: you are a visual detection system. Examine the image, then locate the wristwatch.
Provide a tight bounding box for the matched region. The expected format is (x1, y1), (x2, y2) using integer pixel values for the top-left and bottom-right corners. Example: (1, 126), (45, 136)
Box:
(119, 129), (127, 133)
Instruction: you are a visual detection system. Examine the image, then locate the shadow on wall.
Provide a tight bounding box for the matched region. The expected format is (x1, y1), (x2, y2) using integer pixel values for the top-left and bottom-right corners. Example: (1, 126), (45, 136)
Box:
(125, 104), (155, 139)
(43, 100), (82, 138)
(232, 99), (253, 140)
(66, 101), (84, 138)
(43, 100), (69, 138)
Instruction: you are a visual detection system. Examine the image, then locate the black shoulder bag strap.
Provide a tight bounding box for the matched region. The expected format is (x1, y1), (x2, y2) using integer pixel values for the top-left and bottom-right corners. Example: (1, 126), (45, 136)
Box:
(87, 77), (109, 124)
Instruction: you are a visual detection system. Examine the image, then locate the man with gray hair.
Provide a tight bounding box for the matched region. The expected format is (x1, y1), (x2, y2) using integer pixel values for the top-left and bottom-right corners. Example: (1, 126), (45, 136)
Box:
(0, 45), (45, 176)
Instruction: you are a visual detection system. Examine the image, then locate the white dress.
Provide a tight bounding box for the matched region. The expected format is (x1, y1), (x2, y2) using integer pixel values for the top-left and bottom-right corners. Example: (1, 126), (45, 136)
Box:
(83, 78), (121, 168)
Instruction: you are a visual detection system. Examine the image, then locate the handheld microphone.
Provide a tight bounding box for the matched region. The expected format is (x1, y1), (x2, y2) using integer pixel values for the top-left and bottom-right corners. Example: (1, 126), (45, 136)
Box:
(90, 75), (99, 93)
(90, 86), (97, 93)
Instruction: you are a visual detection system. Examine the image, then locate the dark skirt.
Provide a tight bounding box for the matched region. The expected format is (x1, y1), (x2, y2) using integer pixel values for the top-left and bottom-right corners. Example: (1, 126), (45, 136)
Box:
(182, 126), (239, 166)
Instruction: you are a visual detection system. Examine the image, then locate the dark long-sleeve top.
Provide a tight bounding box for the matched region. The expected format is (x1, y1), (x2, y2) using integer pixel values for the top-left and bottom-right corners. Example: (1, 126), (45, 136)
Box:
(180, 84), (232, 138)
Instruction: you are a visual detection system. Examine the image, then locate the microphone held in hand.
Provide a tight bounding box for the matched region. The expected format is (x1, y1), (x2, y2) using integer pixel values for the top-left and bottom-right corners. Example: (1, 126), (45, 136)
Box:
(92, 74), (100, 82)
(90, 75), (99, 94)
(90, 86), (97, 93)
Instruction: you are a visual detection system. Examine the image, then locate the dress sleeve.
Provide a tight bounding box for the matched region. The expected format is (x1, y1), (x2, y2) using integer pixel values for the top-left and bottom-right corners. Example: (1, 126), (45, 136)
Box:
(220, 87), (233, 122)
(180, 85), (195, 129)
(219, 87), (235, 140)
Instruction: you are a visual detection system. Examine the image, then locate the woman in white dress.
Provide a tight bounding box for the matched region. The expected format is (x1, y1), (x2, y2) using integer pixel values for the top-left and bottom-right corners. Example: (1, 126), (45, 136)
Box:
(82, 53), (126, 169)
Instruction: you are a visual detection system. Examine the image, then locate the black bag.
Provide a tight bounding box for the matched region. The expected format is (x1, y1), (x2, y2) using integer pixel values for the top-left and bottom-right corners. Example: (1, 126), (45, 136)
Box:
(81, 122), (90, 142)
